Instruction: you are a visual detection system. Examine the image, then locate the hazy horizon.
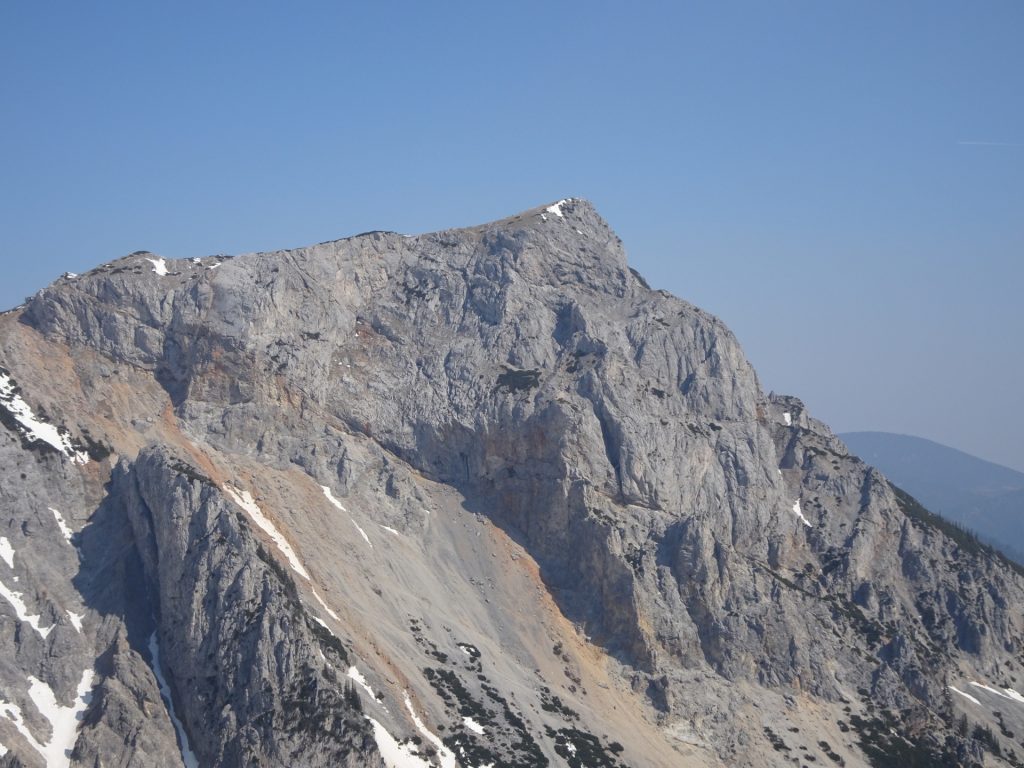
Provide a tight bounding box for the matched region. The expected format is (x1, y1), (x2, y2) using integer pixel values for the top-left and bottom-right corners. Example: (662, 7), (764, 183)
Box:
(2, 3), (1021, 471)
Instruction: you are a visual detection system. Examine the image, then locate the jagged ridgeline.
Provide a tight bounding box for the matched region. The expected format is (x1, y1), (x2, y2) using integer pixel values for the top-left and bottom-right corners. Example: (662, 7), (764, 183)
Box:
(1, 199), (1023, 767)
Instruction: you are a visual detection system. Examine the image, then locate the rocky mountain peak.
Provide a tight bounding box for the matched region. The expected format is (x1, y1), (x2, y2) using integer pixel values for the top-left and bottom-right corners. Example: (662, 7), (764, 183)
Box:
(1, 203), (1022, 767)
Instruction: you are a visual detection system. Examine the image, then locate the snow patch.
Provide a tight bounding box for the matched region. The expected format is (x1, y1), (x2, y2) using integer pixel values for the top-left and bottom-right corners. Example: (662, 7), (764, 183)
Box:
(225, 486), (311, 580)
(379, 524), (400, 536)
(0, 697), (44, 759)
(457, 643), (480, 659)
(783, 412), (792, 426)
(792, 498), (812, 527)
(149, 632), (199, 768)
(0, 373), (89, 464)
(146, 257), (168, 276)
(1005, 688), (1024, 705)
(50, 508), (74, 541)
(23, 671), (96, 768)
(970, 681), (1004, 697)
(0, 578), (53, 638)
(949, 686), (981, 705)
(967, 681), (1024, 706)
(404, 692), (457, 768)
(545, 199), (571, 218)
(368, 717), (433, 768)
(463, 716), (485, 735)
(67, 611), (84, 632)
(0, 537), (13, 569)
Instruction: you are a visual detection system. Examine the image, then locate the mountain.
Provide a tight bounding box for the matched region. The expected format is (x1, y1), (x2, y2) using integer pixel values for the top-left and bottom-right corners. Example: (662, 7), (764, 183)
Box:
(2, 198), (1024, 767)
(840, 432), (1024, 564)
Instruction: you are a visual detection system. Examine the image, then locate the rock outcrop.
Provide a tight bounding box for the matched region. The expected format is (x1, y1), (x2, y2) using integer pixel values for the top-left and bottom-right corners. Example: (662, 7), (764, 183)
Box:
(1, 199), (1023, 767)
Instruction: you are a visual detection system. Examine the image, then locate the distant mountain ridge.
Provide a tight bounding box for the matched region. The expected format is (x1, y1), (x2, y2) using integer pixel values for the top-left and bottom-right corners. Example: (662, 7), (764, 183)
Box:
(840, 431), (1024, 563)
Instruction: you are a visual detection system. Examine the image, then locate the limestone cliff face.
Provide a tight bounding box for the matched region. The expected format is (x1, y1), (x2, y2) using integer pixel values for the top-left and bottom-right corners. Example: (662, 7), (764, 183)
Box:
(1, 199), (1023, 767)
(120, 446), (378, 767)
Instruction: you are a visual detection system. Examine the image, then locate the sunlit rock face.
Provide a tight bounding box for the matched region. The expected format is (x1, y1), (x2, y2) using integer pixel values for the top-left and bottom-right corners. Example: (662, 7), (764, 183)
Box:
(1, 199), (1022, 767)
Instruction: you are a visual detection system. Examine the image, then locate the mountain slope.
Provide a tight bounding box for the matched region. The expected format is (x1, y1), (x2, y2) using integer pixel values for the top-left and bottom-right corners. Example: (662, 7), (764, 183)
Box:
(841, 431), (1024, 563)
(1, 199), (1023, 767)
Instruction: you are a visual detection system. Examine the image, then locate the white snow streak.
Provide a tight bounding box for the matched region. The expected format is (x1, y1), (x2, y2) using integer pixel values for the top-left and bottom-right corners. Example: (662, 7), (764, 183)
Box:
(312, 588), (341, 622)
(0, 672), (98, 767)
(0, 578), (53, 638)
(148, 632), (199, 768)
(322, 485), (372, 548)
(792, 498), (812, 527)
(0, 374), (89, 464)
(783, 412), (792, 426)
(146, 257), (168, 276)
(368, 717), (433, 768)
(321, 485), (348, 512)
(970, 681), (1004, 697)
(463, 716), (485, 735)
(67, 611), (84, 632)
(352, 519), (373, 548)
(50, 507), (74, 541)
(225, 486), (310, 580)
(949, 686), (981, 705)
(347, 667), (376, 700)
(23, 671), (95, 768)
(0, 537), (13, 569)
(379, 525), (400, 536)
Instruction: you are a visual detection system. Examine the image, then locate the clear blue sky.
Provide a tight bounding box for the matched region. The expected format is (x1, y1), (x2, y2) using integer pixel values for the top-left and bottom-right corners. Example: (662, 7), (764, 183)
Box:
(2, 2), (1022, 470)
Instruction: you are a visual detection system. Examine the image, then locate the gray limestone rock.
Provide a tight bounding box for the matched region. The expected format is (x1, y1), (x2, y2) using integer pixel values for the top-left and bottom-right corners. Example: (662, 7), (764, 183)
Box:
(1, 198), (1022, 767)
